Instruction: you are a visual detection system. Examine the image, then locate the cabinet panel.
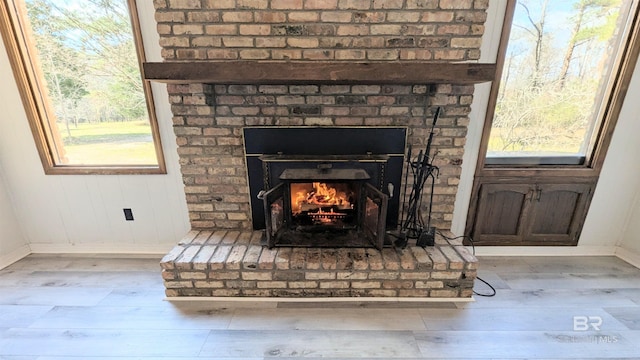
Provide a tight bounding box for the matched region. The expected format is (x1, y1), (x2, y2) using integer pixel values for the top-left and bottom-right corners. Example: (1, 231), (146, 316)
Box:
(526, 184), (592, 244)
(468, 181), (594, 246)
(472, 184), (532, 244)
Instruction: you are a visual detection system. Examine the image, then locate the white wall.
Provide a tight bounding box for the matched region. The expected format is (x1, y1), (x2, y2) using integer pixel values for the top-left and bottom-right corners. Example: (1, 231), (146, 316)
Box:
(0, 1), (190, 254)
(1, 1), (639, 256)
(619, 192), (640, 257)
(579, 55), (640, 248)
(0, 161), (29, 269)
(613, 60), (640, 261)
(453, 1), (640, 255)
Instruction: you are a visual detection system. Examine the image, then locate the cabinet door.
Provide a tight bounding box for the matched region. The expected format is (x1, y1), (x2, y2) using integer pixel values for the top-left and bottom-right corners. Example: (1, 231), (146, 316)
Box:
(471, 184), (533, 245)
(525, 183), (592, 245)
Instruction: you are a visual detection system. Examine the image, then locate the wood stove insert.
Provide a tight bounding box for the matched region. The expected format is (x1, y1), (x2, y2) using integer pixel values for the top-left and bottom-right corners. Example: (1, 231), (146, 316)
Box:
(260, 159), (389, 249)
(244, 127), (407, 249)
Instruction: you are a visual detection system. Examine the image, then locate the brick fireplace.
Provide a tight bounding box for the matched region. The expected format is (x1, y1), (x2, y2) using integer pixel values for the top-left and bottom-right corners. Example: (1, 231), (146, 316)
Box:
(150, 0), (492, 297)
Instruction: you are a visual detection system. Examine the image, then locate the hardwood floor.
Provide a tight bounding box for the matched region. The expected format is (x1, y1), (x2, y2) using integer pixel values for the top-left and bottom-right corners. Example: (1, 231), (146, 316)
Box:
(0, 254), (639, 359)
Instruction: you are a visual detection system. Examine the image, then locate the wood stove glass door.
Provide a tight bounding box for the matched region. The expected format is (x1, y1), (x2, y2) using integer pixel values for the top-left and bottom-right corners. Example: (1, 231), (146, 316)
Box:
(260, 183), (285, 248)
(363, 183), (389, 250)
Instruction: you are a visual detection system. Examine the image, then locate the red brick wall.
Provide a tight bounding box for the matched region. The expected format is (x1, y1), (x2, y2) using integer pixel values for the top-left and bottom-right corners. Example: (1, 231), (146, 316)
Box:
(152, 0), (488, 231)
(154, 0), (487, 61)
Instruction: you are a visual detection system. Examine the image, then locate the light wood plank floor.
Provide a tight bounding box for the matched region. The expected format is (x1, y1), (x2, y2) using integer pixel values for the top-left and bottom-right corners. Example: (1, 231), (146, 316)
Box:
(0, 254), (639, 359)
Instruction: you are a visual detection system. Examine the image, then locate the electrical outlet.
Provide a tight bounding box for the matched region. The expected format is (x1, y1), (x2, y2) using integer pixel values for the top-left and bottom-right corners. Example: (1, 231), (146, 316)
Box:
(123, 208), (134, 221)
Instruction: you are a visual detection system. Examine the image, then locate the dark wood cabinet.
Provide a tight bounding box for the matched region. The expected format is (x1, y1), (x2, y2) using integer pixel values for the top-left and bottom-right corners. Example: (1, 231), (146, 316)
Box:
(468, 181), (594, 246)
(472, 184), (531, 243)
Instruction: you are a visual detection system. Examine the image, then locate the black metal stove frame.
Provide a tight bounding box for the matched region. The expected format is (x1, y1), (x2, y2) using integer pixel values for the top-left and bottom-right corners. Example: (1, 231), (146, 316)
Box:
(244, 127), (407, 231)
(259, 161), (389, 249)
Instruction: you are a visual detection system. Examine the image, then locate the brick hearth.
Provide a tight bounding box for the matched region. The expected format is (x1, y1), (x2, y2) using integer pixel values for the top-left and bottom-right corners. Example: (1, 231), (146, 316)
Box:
(161, 231), (478, 298)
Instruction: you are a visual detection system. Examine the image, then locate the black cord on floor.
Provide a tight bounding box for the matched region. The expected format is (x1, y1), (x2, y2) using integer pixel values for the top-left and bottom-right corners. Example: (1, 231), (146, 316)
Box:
(473, 276), (496, 297)
(436, 230), (496, 297)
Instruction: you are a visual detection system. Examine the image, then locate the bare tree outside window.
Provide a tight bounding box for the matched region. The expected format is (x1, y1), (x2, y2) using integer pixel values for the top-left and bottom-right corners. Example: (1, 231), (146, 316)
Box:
(487, 0), (637, 163)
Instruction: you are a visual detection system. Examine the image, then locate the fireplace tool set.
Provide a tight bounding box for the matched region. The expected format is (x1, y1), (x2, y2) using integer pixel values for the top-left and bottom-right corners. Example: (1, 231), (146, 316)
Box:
(395, 106), (441, 248)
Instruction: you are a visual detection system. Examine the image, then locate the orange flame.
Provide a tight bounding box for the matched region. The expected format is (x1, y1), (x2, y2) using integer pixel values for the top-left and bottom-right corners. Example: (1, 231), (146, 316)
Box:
(291, 182), (352, 216)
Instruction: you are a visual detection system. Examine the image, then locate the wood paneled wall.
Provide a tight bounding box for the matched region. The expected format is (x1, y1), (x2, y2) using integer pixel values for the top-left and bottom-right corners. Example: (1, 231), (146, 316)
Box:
(0, 0), (639, 255)
(0, 2), (190, 254)
(0, 161), (28, 267)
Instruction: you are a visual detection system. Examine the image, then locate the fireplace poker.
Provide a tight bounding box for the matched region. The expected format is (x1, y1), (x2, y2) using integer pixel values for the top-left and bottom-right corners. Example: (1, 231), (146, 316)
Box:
(422, 107), (440, 230)
(394, 143), (413, 248)
(400, 106), (441, 247)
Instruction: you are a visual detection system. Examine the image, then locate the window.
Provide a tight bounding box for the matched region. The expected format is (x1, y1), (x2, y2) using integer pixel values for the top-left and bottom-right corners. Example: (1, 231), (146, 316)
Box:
(0, 0), (165, 174)
(485, 0), (639, 166)
(466, 0), (640, 246)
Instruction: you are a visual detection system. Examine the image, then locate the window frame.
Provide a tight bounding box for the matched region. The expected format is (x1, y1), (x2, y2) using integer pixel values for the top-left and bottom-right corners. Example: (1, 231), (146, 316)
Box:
(0, 0), (166, 175)
(476, 0), (640, 178)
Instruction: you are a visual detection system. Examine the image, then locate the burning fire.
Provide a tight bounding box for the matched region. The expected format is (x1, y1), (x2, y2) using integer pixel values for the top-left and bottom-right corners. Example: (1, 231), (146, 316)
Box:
(291, 182), (352, 217)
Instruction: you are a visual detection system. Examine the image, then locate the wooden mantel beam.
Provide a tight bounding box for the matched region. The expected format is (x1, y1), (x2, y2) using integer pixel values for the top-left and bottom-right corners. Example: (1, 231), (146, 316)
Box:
(143, 61), (496, 85)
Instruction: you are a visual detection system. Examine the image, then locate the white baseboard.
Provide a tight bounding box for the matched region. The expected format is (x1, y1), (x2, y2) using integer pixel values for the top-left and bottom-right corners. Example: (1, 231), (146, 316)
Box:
(614, 246), (640, 269)
(18, 243), (640, 270)
(28, 242), (174, 255)
(472, 246), (617, 257)
(0, 244), (31, 270)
